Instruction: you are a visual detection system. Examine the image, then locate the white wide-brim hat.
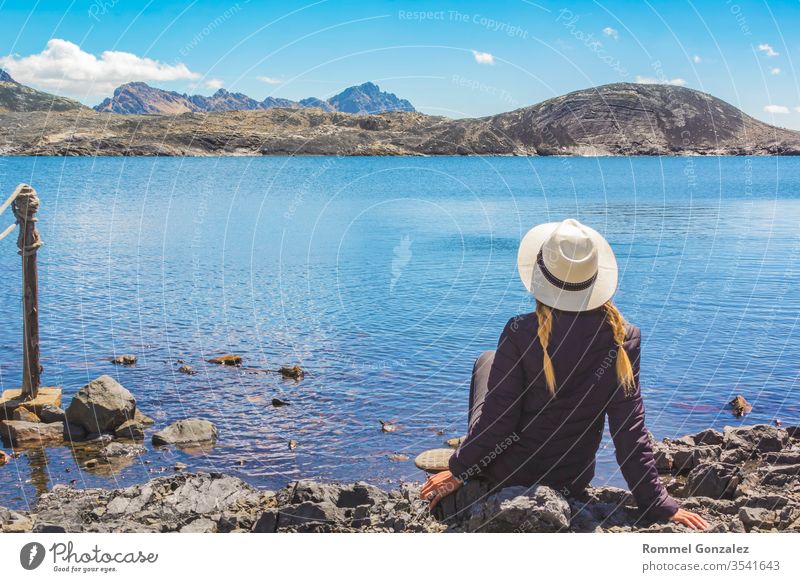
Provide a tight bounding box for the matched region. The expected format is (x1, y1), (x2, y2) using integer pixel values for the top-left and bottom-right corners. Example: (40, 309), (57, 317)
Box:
(517, 218), (618, 312)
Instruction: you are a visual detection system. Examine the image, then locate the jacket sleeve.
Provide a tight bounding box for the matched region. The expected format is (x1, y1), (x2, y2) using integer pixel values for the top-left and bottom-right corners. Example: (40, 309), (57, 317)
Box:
(449, 318), (525, 481)
(606, 327), (679, 522)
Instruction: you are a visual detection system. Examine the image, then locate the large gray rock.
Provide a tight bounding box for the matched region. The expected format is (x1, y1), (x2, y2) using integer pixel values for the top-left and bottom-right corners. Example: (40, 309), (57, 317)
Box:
(686, 462), (741, 499)
(66, 375), (136, 434)
(152, 418), (217, 447)
(466, 485), (571, 532)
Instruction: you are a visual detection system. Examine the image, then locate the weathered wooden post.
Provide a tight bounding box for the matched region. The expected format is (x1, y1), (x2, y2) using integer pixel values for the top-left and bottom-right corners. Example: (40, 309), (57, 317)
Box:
(12, 184), (44, 399)
(0, 185), (61, 427)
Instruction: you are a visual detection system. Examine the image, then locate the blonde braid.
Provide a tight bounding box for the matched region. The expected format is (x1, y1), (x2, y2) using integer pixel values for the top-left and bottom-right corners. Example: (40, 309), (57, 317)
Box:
(602, 301), (636, 396)
(535, 301), (557, 396)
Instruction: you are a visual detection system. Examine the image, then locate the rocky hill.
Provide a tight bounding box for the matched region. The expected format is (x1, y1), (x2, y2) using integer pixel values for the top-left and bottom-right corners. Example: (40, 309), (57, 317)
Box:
(1, 82), (798, 156)
(93, 81), (415, 115)
(0, 70), (86, 114)
(327, 82), (414, 114)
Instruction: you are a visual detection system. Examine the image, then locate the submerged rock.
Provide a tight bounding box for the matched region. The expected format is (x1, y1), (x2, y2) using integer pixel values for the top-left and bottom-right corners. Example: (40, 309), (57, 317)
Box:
(66, 375), (136, 434)
(178, 365), (195, 375)
(152, 418), (217, 447)
(279, 365), (304, 380)
(729, 395), (753, 417)
(379, 420), (397, 433)
(208, 354), (242, 366)
(110, 354), (137, 366)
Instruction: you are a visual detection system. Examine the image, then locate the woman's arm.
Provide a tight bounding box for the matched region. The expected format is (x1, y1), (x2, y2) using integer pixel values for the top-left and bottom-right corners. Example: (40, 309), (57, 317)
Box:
(448, 317), (526, 481)
(606, 326), (679, 521)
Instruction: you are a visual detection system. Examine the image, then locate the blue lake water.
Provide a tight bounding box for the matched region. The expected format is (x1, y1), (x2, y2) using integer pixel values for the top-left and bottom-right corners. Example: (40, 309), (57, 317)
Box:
(1, 155), (799, 510)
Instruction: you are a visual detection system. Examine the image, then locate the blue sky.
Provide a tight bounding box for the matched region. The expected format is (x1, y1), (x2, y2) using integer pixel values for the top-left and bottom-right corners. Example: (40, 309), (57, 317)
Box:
(1, 0), (799, 127)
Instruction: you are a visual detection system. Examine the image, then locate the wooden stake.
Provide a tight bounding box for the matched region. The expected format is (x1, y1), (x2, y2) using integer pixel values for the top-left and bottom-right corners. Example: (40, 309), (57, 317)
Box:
(11, 184), (43, 400)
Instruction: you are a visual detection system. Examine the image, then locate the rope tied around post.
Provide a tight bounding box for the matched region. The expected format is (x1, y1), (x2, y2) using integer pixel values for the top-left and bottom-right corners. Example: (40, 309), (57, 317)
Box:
(9, 183), (43, 399)
(11, 184), (43, 257)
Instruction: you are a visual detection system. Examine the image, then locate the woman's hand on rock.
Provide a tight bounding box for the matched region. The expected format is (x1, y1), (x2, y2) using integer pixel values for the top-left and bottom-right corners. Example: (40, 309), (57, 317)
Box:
(669, 508), (710, 530)
(421, 470), (463, 509)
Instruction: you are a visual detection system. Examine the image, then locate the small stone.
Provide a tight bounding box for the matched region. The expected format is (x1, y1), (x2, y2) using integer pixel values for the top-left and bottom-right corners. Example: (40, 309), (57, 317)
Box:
(152, 418), (217, 447)
(38, 405), (66, 424)
(178, 365), (195, 375)
(271, 398), (290, 407)
(110, 354), (137, 366)
(134, 409), (155, 426)
(279, 365), (304, 380)
(379, 420), (397, 433)
(173, 462), (188, 471)
(387, 453), (409, 462)
(208, 354), (242, 366)
(728, 395), (753, 417)
(445, 436), (465, 448)
(114, 420), (145, 440)
(0, 450), (10, 465)
(11, 406), (40, 423)
(288, 439), (299, 450)
(84, 458), (98, 468)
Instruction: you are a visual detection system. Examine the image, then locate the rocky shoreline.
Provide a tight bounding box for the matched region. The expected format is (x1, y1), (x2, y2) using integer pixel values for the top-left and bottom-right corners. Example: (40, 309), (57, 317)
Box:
(2, 423), (799, 533)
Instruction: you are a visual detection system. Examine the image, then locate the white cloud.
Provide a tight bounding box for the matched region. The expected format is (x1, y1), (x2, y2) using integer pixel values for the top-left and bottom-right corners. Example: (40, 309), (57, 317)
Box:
(770, 67), (781, 75)
(635, 76), (687, 86)
(758, 43), (779, 57)
(471, 50), (495, 65)
(0, 39), (199, 96)
(257, 76), (283, 85)
(764, 104), (789, 114)
(795, 106), (800, 113)
(602, 27), (618, 40)
(693, 55), (702, 64)
(205, 78), (224, 90)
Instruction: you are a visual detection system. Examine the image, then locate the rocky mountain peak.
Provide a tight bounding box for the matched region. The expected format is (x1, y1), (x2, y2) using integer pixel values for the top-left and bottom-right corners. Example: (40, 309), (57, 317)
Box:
(0, 69), (16, 83)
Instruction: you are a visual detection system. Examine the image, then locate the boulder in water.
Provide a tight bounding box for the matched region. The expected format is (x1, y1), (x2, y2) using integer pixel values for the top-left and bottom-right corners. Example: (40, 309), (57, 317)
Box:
(66, 375), (136, 434)
(152, 418), (217, 447)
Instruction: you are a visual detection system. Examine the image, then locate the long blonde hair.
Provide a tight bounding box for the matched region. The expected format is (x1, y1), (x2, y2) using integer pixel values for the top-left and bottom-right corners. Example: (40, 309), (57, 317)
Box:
(535, 300), (635, 397)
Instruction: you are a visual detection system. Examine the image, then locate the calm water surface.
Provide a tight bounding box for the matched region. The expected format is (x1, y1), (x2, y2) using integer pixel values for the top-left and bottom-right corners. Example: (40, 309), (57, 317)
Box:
(0, 156), (799, 509)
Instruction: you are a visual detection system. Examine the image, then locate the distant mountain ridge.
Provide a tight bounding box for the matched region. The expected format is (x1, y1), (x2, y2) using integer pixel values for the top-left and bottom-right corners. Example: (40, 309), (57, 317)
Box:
(2, 82), (799, 156)
(93, 81), (415, 115)
(0, 69), (87, 113)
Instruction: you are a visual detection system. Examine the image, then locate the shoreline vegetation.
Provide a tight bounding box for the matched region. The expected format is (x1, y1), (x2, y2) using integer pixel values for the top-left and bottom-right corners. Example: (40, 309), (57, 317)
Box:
(2, 371), (800, 533)
(2, 82), (800, 157)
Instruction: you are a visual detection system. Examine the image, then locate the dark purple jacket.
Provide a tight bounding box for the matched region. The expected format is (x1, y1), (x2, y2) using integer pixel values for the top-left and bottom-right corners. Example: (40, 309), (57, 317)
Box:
(448, 308), (679, 522)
